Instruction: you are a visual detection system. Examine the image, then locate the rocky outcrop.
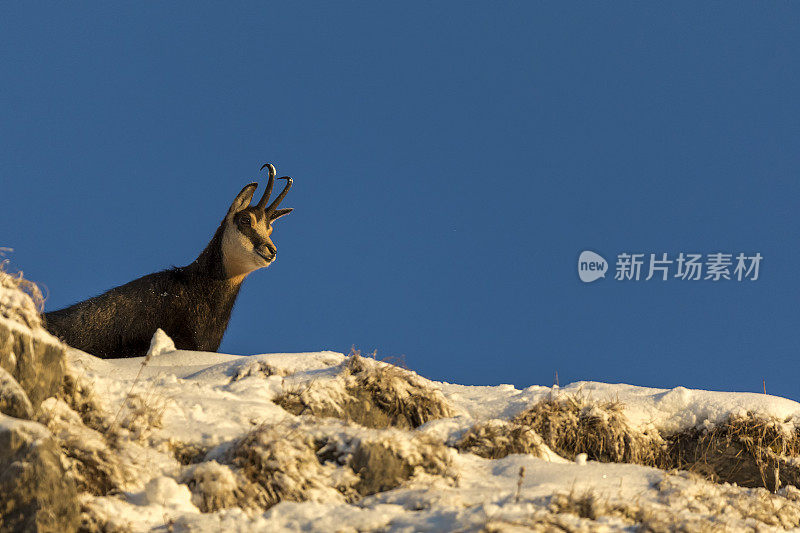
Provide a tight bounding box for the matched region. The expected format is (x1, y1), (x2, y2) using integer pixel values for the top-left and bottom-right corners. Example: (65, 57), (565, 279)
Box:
(0, 414), (79, 532)
(0, 270), (77, 531)
(0, 318), (66, 410)
(1, 265), (66, 412)
(0, 366), (33, 420)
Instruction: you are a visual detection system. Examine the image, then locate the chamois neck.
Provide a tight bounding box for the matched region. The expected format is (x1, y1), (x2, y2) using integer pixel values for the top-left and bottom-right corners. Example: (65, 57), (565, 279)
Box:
(187, 223), (238, 283)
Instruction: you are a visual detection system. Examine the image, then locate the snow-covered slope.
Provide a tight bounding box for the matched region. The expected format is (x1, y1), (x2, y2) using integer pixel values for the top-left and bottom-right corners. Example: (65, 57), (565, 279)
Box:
(54, 341), (800, 532)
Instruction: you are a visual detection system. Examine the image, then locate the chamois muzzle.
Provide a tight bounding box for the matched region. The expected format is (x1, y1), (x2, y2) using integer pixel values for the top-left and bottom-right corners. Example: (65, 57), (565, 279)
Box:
(255, 162), (293, 216)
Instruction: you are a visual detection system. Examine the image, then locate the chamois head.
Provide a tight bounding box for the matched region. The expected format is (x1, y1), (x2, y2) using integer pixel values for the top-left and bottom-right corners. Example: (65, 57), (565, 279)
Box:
(221, 163), (293, 280)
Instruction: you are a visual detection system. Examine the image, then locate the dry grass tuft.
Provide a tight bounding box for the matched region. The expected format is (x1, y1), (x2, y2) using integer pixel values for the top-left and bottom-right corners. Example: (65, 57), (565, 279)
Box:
(458, 394), (666, 467)
(507, 477), (800, 532)
(544, 488), (685, 531)
(43, 367), (167, 496)
(181, 460), (269, 513)
(0, 259), (45, 329)
(275, 351), (454, 429)
(666, 414), (800, 491)
(483, 480), (800, 532)
(483, 490), (641, 533)
(548, 489), (636, 522)
(482, 515), (596, 533)
(58, 367), (166, 445)
(457, 419), (545, 460)
(40, 398), (132, 496)
(168, 440), (208, 466)
(116, 392), (166, 441)
(229, 359), (291, 382)
(346, 353), (455, 428)
(229, 422), (359, 509)
(459, 395), (800, 494)
(57, 370), (109, 433)
(656, 472), (800, 530)
(78, 498), (134, 533)
(348, 432), (452, 496)
(45, 372), (134, 495)
(205, 419), (452, 510)
(273, 382), (356, 423)
(514, 395), (667, 466)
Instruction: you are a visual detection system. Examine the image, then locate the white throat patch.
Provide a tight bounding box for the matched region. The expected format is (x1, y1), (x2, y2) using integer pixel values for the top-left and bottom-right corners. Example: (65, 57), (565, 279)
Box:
(221, 221), (266, 279)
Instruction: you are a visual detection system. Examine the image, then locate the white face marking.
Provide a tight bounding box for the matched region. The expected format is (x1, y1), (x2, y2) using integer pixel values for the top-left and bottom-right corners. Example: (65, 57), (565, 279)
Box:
(221, 215), (273, 279)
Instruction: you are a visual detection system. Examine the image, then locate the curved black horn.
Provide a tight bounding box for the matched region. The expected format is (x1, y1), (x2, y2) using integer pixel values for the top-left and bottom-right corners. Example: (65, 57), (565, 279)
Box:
(265, 176), (292, 214)
(255, 163), (276, 209)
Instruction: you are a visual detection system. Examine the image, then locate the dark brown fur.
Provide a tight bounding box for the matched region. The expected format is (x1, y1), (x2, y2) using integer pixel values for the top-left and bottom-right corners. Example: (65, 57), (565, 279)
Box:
(45, 169), (292, 359)
(44, 224), (243, 358)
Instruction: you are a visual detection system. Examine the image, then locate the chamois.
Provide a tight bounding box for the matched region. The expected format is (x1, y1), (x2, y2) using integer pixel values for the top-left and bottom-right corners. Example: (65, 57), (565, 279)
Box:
(44, 163), (293, 358)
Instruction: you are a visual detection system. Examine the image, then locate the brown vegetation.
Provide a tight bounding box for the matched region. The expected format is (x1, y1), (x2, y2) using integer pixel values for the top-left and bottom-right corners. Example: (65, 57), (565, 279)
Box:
(275, 351), (454, 429)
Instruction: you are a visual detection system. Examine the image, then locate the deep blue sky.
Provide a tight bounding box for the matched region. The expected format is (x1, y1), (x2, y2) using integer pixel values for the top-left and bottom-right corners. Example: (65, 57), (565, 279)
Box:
(2, 4), (798, 399)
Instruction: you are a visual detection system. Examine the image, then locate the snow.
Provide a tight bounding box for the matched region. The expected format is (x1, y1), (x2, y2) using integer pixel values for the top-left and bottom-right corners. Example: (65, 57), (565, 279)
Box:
(558, 381), (800, 434)
(59, 337), (800, 532)
(130, 476), (196, 511)
(439, 379), (800, 436)
(146, 328), (176, 358)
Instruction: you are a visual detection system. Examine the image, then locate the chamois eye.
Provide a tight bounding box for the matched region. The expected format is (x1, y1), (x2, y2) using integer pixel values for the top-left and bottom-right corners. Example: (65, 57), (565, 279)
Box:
(239, 215), (252, 226)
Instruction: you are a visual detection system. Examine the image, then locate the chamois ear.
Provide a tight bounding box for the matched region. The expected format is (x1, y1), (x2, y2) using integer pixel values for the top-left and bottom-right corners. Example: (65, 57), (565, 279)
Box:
(227, 183), (258, 217)
(269, 208), (293, 222)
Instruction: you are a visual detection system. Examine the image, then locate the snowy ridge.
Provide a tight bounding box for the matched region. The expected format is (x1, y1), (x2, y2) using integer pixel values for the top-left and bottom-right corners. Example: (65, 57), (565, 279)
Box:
(58, 344), (800, 532)
(442, 379), (800, 436)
